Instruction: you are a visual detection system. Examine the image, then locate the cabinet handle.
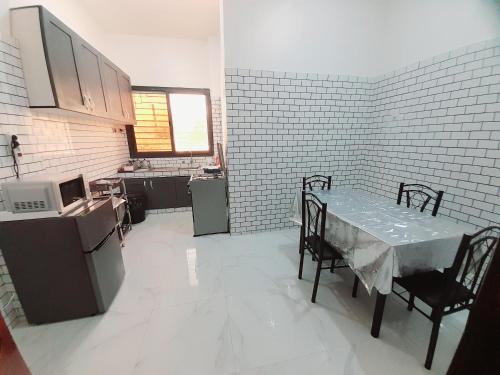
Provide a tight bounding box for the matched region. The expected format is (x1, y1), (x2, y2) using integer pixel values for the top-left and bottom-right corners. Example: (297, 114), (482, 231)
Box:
(143, 180), (146, 188)
(83, 95), (89, 110)
(89, 95), (94, 112)
(150, 180), (153, 189)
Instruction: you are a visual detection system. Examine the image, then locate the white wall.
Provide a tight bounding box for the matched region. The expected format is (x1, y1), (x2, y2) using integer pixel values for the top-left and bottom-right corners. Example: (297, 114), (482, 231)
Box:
(101, 34), (221, 96)
(0, 1), (9, 36)
(377, 0), (500, 75)
(9, 0), (106, 51)
(8, 0), (222, 95)
(223, 0), (500, 76)
(223, 0), (384, 76)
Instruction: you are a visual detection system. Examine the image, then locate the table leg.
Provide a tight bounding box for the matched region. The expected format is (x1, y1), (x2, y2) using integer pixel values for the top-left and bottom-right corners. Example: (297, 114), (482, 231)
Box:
(371, 291), (387, 338)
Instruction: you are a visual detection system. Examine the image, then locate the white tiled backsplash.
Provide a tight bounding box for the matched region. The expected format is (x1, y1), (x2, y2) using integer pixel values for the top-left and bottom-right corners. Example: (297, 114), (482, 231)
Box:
(225, 38), (500, 234)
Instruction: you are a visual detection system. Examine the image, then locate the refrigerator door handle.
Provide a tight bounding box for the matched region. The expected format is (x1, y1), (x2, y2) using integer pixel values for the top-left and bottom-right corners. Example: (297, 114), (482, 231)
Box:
(83, 227), (116, 254)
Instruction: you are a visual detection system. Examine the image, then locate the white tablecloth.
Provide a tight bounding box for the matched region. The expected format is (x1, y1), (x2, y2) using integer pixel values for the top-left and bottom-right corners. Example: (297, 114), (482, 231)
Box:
(291, 189), (475, 294)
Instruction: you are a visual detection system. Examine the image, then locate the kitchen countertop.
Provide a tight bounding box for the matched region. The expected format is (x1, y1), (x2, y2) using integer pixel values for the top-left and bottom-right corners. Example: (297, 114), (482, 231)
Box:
(116, 167), (204, 178)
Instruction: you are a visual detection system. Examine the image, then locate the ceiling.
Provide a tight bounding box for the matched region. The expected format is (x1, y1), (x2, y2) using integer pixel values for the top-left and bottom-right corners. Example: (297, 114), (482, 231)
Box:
(80, 0), (220, 39)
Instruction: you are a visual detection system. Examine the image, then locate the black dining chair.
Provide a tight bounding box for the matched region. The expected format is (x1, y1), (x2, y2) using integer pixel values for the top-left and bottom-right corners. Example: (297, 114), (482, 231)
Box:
(302, 175), (332, 191)
(298, 190), (345, 303)
(352, 182), (446, 295)
(392, 226), (500, 370)
(299, 175), (332, 254)
(397, 182), (444, 217)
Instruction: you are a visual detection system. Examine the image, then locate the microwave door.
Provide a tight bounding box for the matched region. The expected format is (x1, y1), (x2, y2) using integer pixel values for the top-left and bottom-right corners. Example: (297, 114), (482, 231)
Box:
(58, 176), (87, 212)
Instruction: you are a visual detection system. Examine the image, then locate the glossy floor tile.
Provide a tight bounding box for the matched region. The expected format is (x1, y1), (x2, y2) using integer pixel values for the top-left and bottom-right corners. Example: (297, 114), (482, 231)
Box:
(13, 212), (466, 374)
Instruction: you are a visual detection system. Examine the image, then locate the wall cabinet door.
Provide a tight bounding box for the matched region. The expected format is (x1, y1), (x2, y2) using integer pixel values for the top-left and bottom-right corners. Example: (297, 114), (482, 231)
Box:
(118, 74), (135, 123)
(174, 176), (192, 208)
(101, 58), (124, 120)
(74, 38), (108, 116)
(41, 9), (84, 111)
(12, 6), (136, 124)
(147, 178), (177, 209)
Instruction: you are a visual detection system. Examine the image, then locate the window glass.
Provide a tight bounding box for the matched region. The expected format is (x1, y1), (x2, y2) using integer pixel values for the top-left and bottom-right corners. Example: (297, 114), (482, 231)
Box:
(169, 93), (209, 152)
(132, 91), (172, 152)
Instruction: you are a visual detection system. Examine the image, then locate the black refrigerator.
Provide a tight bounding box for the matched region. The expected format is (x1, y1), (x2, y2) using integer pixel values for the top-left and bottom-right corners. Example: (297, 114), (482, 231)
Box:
(0, 199), (125, 324)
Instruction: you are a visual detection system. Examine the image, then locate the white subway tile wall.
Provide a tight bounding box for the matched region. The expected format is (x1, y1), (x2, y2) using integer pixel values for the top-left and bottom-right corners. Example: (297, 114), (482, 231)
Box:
(0, 35), (131, 327)
(225, 69), (372, 232)
(225, 38), (500, 234)
(364, 39), (500, 229)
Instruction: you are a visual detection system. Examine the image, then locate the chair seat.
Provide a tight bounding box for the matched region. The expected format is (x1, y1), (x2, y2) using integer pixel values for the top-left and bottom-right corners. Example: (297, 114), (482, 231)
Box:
(395, 270), (475, 309)
(305, 235), (343, 260)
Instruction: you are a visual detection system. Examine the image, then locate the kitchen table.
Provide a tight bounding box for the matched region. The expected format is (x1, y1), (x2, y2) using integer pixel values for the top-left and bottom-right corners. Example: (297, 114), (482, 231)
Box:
(290, 189), (474, 336)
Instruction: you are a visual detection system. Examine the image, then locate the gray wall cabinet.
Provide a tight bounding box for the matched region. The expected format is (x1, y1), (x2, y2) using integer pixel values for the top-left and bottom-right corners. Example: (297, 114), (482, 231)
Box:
(10, 6), (135, 124)
(124, 177), (192, 210)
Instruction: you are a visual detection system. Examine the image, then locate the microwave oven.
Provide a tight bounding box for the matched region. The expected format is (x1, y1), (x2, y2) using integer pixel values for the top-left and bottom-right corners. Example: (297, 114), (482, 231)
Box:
(2, 174), (89, 214)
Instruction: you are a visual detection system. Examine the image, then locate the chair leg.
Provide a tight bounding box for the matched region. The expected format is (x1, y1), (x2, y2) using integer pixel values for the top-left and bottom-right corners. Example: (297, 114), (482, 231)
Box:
(330, 259), (335, 273)
(407, 294), (415, 311)
(298, 229), (303, 254)
(298, 244), (305, 280)
(352, 275), (360, 298)
(311, 257), (323, 303)
(425, 315), (442, 370)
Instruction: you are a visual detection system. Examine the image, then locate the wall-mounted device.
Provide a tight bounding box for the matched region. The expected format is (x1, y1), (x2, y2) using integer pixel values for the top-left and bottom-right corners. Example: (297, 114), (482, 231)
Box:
(1, 174), (88, 214)
(10, 135), (21, 178)
(217, 142), (226, 175)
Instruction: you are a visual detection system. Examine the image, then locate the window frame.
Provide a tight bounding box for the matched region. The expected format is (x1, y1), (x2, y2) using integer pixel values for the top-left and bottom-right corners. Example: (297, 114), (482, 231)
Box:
(126, 86), (214, 158)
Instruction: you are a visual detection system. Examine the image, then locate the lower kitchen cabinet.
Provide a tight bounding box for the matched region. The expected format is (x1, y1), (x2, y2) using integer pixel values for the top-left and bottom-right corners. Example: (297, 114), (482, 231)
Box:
(174, 176), (192, 208)
(124, 178), (147, 196)
(147, 177), (177, 209)
(124, 176), (191, 210)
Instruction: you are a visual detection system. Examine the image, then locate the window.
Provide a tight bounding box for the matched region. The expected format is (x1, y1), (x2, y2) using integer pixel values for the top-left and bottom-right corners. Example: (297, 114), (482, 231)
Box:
(126, 87), (213, 157)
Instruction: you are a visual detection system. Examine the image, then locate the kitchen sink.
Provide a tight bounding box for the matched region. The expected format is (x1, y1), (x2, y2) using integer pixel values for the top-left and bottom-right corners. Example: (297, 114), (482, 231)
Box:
(178, 165), (200, 170)
(133, 166), (200, 173)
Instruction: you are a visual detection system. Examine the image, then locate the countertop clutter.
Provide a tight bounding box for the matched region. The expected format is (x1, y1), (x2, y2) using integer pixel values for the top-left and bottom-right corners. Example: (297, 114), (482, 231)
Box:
(117, 166), (203, 178)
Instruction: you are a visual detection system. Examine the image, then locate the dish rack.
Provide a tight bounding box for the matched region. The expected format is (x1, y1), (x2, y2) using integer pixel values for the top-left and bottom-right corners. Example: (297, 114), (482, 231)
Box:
(89, 177), (132, 244)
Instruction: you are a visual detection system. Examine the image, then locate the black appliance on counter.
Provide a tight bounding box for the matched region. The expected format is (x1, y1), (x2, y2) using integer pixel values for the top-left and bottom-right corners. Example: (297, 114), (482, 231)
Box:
(0, 199), (125, 324)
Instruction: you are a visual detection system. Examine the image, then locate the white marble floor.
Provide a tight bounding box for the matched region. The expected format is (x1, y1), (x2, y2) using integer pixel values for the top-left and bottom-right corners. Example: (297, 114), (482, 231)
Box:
(13, 212), (466, 375)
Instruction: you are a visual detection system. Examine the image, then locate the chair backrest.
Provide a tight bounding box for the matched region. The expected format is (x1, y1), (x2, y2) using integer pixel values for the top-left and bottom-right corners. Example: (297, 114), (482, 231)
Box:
(301, 190), (327, 253)
(397, 182), (444, 216)
(302, 175), (332, 191)
(442, 226), (500, 311)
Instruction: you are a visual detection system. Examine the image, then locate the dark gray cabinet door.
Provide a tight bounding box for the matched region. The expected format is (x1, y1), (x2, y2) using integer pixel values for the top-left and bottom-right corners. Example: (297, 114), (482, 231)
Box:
(118, 74), (135, 123)
(174, 176), (192, 208)
(41, 9), (83, 111)
(101, 58), (124, 120)
(148, 178), (176, 209)
(74, 39), (107, 116)
(124, 178), (147, 198)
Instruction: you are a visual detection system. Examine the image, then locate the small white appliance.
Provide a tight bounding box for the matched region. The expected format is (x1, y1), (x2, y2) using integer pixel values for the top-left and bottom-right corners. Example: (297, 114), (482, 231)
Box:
(2, 174), (88, 214)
